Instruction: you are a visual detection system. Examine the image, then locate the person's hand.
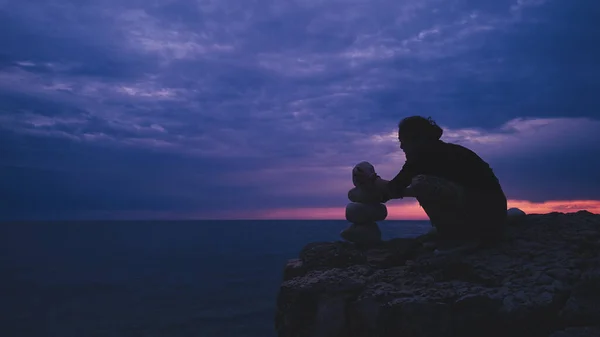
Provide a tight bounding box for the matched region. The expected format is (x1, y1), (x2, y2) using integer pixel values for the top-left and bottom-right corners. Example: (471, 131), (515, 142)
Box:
(374, 178), (394, 202)
(352, 161), (378, 187)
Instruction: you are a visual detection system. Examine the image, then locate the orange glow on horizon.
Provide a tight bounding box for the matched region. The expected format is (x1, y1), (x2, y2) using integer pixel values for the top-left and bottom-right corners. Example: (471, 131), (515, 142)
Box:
(506, 199), (600, 215)
(242, 199), (600, 220)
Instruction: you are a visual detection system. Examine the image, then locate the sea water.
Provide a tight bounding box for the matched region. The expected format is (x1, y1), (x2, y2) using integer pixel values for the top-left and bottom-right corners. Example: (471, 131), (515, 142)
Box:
(0, 220), (430, 337)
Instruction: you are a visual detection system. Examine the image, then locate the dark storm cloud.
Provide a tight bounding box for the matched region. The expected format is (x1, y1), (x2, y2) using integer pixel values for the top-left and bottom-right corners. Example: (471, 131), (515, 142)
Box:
(1, 0), (599, 219)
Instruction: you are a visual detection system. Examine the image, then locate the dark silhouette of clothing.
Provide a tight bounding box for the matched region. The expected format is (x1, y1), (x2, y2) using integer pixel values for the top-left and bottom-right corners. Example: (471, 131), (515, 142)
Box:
(387, 140), (507, 241)
(389, 140), (502, 193)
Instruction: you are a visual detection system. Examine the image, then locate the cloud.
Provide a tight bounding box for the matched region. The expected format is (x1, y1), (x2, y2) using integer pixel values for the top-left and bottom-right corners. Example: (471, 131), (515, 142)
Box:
(1, 0), (600, 220)
(116, 9), (236, 62)
(510, 0), (548, 13)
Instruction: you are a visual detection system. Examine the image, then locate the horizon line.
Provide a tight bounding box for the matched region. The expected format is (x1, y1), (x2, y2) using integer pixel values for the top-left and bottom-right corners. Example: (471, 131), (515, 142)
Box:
(0, 218), (432, 223)
(2, 211), (597, 223)
(2, 199), (599, 222)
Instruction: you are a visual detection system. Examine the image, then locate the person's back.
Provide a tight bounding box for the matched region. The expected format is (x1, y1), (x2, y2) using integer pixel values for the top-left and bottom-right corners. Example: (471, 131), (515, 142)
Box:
(405, 140), (503, 192)
(431, 141), (507, 235)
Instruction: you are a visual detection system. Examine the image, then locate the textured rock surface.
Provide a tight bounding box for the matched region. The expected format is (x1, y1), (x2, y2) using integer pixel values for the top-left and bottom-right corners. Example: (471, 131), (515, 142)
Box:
(549, 327), (600, 337)
(275, 211), (600, 337)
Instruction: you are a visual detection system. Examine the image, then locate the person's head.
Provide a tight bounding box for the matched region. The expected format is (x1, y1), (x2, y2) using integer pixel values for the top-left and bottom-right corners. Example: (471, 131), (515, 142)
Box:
(397, 116), (443, 153)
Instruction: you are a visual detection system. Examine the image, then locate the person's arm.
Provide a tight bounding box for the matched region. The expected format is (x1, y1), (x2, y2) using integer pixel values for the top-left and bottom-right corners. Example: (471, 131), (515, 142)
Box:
(379, 146), (432, 202)
(384, 161), (419, 200)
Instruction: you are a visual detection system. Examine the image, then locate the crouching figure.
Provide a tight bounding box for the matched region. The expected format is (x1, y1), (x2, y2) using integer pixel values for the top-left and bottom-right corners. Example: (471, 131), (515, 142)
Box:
(342, 116), (508, 254)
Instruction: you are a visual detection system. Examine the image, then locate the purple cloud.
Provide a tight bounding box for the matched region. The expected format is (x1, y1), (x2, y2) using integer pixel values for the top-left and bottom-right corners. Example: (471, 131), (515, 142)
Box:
(1, 0), (599, 220)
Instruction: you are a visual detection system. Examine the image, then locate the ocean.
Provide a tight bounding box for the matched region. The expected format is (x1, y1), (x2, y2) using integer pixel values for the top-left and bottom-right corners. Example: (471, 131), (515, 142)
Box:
(0, 220), (431, 337)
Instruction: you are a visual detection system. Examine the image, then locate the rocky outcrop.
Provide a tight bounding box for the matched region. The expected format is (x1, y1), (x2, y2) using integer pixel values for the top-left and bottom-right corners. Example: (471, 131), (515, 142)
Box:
(275, 211), (600, 337)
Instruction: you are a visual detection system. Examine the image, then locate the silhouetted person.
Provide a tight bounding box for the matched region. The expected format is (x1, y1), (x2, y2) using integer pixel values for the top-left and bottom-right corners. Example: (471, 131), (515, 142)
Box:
(347, 116), (507, 253)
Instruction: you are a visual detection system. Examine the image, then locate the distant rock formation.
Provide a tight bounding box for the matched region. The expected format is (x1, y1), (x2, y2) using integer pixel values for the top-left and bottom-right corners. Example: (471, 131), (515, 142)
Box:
(275, 211), (600, 337)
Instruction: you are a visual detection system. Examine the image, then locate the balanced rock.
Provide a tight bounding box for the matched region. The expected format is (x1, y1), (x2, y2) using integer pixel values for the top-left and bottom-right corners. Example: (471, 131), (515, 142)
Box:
(352, 161), (377, 187)
(345, 202), (388, 223)
(507, 207), (527, 217)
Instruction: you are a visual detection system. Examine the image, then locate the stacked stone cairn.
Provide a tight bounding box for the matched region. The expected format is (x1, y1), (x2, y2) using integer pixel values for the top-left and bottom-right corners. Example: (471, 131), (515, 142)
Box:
(341, 161), (389, 246)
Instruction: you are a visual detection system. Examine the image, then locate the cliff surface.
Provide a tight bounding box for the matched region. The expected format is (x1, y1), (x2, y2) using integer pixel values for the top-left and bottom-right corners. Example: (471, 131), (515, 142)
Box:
(275, 211), (600, 337)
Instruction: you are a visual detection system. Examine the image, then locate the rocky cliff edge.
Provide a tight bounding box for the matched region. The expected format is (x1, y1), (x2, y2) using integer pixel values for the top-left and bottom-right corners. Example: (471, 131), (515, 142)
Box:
(275, 211), (600, 337)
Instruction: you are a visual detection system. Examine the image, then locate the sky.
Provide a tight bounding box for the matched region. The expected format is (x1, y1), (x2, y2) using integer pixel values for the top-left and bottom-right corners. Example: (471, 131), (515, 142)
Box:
(1, 0), (599, 221)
